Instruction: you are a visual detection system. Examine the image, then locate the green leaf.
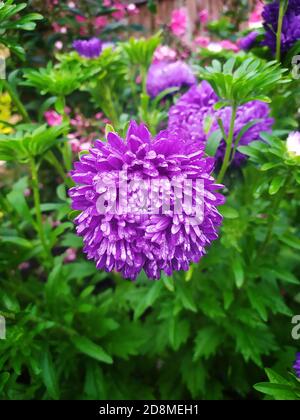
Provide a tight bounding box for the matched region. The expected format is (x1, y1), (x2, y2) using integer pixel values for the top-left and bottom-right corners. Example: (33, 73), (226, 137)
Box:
(254, 382), (298, 400)
(193, 326), (224, 360)
(72, 336), (113, 364)
(269, 175), (285, 195)
(232, 256), (244, 288)
(162, 273), (175, 292)
(205, 130), (223, 156)
(41, 350), (60, 400)
(220, 205), (239, 219)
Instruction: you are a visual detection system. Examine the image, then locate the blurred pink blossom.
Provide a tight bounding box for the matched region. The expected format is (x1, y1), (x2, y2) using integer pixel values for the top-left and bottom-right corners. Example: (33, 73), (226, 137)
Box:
(154, 45), (177, 63)
(76, 15), (87, 23)
(94, 16), (108, 28)
(194, 36), (210, 48)
(64, 248), (77, 263)
(199, 9), (209, 25)
(44, 110), (63, 126)
(95, 112), (104, 120)
(249, 2), (263, 29)
(103, 0), (111, 6)
(54, 40), (63, 50)
(127, 3), (139, 15)
(220, 40), (240, 52)
(170, 8), (187, 37)
(79, 142), (92, 151)
(24, 188), (31, 197)
(112, 3), (126, 20)
(19, 262), (30, 270)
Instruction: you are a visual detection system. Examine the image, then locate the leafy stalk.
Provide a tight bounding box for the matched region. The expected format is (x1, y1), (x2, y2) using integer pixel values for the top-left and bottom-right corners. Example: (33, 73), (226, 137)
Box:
(217, 105), (237, 183)
(29, 157), (52, 263)
(1, 79), (30, 122)
(276, 0), (286, 62)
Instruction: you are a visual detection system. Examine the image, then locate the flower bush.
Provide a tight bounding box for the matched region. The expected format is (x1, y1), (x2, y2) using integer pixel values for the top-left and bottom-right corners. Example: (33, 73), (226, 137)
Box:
(0, 0), (300, 401)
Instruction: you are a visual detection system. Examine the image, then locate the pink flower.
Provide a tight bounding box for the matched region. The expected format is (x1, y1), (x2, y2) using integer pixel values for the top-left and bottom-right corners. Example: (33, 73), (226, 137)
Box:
(153, 45), (177, 63)
(170, 8), (187, 37)
(127, 3), (139, 15)
(76, 15), (86, 23)
(79, 141), (92, 151)
(103, 0), (111, 6)
(54, 40), (63, 50)
(199, 9), (209, 25)
(44, 110), (63, 126)
(220, 40), (240, 52)
(19, 262), (30, 270)
(69, 138), (81, 153)
(95, 112), (104, 120)
(64, 248), (77, 263)
(194, 35), (210, 48)
(249, 2), (263, 29)
(112, 4), (126, 20)
(94, 16), (108, 28)
(24, 188), (31, 197)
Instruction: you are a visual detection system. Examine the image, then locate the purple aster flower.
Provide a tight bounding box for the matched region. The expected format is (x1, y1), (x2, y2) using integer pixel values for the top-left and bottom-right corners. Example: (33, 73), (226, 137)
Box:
(168, 81), (218, 145)
(146, 61), (196, 98)
(69, 121), (224, 280)
(293, 353), (300, 378)
(262, 0), (300, 54)
(238, 31), (259, 51)
(215, 101), (274, 166)
(168, 81), (273, 166)
(73, 37), (103, 58)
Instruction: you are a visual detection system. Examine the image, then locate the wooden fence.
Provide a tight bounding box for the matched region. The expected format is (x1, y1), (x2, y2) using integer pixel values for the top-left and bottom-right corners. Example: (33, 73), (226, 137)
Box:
(128, 0), (257, 37)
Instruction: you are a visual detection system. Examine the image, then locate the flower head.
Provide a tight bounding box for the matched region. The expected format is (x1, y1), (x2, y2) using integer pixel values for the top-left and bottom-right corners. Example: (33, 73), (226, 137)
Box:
(44, 110), (63, 126)
(238, 31), (259, 51)
(293, 353), (300, 378)
(220, 40), (240, 52)
(168, 82), (273, 165)
(262, 0), (300, 54)
(69, 121), (224, 280)
(73, 37), (103, 58)
(153, 45), (177, 63)
(170, 8), (188, 37)
(286, 131), (300, 157)
(249, 2), (264, 29)
(146, 61), (196, 98)
(199, 9), (209, 25)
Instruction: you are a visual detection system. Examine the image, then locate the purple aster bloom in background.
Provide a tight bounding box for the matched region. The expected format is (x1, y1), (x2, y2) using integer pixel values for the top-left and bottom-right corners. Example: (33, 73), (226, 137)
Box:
(262, 0), (300, 54)
(69, 121), (224, 280)
(215, 101), (274, 166)
(238, 31), (259, 51)
(73, 37), (103, 58)
(293, 353), (300, 378)
(146, 61), (196, 98)
(168, 81), (273, 166)
(168, 81), (218, 145)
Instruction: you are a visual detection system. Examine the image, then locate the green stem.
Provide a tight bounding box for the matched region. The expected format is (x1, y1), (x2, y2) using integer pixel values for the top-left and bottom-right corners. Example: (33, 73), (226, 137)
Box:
(1, 80), (30, 123)
(259, 178), (287, 254)
(29, 157), (52, 262)
(46, 151), (73, 187)
(276, 0), (286, 62)
(140, 65), (147, 96)
(217, 105), (237, 184)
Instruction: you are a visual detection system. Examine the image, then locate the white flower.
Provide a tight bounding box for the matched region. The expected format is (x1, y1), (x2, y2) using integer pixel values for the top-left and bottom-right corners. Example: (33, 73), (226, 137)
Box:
(287, 131), (300, 156)
(207, 42), (223, 53)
